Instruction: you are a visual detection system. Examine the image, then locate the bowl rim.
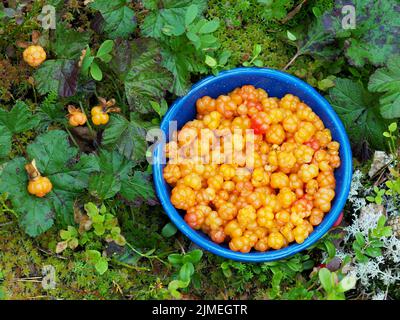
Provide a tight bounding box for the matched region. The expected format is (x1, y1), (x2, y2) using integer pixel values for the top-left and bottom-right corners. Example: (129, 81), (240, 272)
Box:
(153, 67), (352, 262)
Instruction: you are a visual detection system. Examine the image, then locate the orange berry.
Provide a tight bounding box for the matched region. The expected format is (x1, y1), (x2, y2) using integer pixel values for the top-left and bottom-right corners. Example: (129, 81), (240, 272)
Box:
(268, 232), (285, 250)
(23, 45), (46, 67)
(270, 172), (289, 189)
(27, 176), (52, 197)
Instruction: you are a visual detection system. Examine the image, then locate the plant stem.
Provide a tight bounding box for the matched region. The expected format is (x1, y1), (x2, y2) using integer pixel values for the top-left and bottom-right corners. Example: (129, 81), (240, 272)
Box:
(65, 127), (80, 149)
(79, 101), (96, 137)
(283, 50), (301, 71)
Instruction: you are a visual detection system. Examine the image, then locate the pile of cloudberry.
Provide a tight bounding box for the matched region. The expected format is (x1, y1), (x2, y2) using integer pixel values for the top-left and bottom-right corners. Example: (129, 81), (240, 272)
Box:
(163, 85), (340, 252)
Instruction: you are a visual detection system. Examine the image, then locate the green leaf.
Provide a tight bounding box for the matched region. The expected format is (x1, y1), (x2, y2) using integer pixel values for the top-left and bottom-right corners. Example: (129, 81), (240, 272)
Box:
(0, 131), (99, 236)
(168, 279), (189, 298)
(368, 57), (400, 119)
(161, 222), (178, 238)
(96, 40), (114, 58)
(324, 240), (336, 259)
(328, 78), (390, 150)
(218, 50), (231, 65)
(187, 249), (203, 264)
(337, 275), (357, 293)
(355, 232), (366, 246)
(179, 262), (194, 281)
(205, 55), (217, 67)
(90, 62), (103, 81)
(86, 249), (101, 262)
(198, 19), (220, 34)
(253, 59), (263, 67)
(287, 30), (297, 41)
(258, 0), (290, 20)
(0, 101), (39, 134)
(150, 100), (168, 118)
(0, 101), (39, 158)
(185, 4), (198, 26)
(89, 149), (154, 202)
(89, 173), (121, 200)
(388, 122), (398, 132)
(141, 0), (207, 39)
(168, 255), (183, 266)
(101, 114), (148, 164)
(112, 39), (173, 113)
(318, 268), (333, 292)
(365, 247), (382, 258)
(60, 229), (71, 240)
(0, 126), (12, 158)
(295, 18), (339, 61)
(0, 158), (54, 236)
(53, 23), (90, 59)
(90, 0), (136, 39)
(34, 59), (79, 97)
(120, 171), (156, 202)
(36, 92), (66, 131)
(95, 257), (108, 275)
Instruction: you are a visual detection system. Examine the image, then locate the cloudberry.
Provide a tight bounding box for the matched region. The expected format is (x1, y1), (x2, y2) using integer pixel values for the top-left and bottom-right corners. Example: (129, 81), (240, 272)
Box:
(171, 185), (196, 210)
(163, 164), (181, 185)
(270, 172), (289, 189)
(218, 202), (238, 220)
(237, 205), (257, 228)
(268, 232), (285, 250)
(266, 124), (285, 144)
(224, 220), (243, 238)
(229, 236), (252, 253)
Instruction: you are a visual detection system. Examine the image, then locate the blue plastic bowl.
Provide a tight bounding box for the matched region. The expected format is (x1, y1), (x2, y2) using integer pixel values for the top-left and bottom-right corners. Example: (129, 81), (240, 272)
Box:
(153, 68), (352, 262)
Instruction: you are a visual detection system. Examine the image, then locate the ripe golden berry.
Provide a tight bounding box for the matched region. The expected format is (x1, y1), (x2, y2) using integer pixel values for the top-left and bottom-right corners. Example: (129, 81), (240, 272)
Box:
(91, 106), (109, 125)
(171, 185), (196, 210)
(23, 45), (46, 67)
(28, 176), (52, 197)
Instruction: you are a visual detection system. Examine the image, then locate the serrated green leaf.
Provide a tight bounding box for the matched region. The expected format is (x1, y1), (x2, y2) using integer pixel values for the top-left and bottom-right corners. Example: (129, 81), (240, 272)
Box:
(141, 0), (207, 39)
(0, 158), (54, 237)
(120, 171), (156, 202)
(90, 0), (136, 39)
(328, 78), (390, 150)
(0, 131), (99, 235)
(34, 59), (79, 97)
(53, 23), (90, 59)
(125, 40), (172, 113)
(0, 126), (12, 158)
(89, 173), (121, 200)
(368, 57), (400, 119)
(101, 114), (148, 164)
(0, 101), (39, 158)
(88, 150), (133, 200)
(0, 101), (39, 134)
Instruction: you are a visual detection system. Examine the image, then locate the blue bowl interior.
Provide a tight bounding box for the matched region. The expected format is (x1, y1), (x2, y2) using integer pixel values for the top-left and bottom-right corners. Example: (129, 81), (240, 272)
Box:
(153, 68), (352, 262)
